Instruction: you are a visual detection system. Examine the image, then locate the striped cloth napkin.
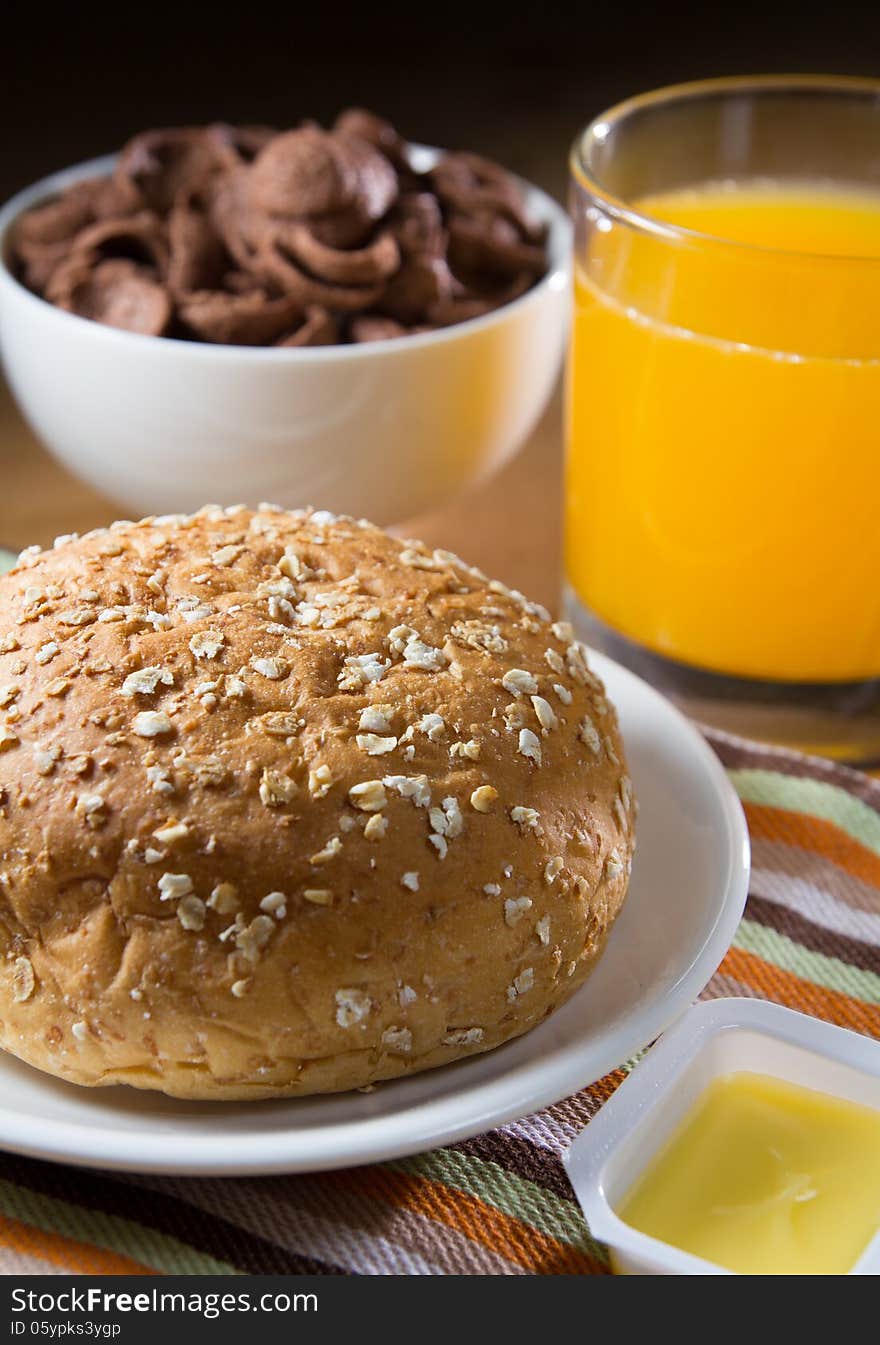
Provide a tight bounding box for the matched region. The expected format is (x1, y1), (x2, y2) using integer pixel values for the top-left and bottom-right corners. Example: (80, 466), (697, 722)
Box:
(0, 727), (876, 1275)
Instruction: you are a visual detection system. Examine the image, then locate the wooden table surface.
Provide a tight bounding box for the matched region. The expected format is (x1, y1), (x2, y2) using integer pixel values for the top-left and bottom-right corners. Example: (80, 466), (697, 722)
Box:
(0, 376), (564, 614)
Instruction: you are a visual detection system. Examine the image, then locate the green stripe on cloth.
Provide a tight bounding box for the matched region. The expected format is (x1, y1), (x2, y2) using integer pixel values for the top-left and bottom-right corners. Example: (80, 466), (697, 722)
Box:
(735, 917), (880, 1003)
(0, 551), (15, 575)
(0, 1179), (239, 1275)
(392, 1151), (607, 1261)
(729, 768), (880, 857)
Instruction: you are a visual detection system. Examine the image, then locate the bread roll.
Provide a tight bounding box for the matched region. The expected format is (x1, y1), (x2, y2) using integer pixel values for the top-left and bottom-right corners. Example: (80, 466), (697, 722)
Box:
(0, 506), (634, 1099)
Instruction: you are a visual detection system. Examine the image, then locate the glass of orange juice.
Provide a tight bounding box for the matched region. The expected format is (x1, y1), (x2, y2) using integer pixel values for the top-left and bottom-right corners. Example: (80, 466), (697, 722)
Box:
(566, 75), (880, 763)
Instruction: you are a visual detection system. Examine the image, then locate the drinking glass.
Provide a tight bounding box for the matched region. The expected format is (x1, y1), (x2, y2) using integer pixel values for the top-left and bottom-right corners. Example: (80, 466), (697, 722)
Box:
(565, 76), (880, 763)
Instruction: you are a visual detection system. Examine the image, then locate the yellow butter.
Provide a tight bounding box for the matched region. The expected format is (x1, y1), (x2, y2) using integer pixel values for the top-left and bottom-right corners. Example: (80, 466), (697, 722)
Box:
(618, 1071), (880, 1274)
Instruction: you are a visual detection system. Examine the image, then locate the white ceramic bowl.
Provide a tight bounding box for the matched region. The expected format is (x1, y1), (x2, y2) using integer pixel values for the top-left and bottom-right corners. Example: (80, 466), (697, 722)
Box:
(0, 149), (571, 524)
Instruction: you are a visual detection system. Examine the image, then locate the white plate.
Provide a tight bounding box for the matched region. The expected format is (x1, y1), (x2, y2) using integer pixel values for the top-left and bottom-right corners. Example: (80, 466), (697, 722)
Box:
(0, 652), (750, 1175)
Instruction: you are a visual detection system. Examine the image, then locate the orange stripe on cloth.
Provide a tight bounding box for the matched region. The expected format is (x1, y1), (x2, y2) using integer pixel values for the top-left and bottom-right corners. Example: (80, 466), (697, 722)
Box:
(721, 945), (880, 1038)
(583, 1067), (629, 1109)
(0, 1210), (156, 1276)
(743, 801), (880, 890)
(322, 1167), (606, 1275)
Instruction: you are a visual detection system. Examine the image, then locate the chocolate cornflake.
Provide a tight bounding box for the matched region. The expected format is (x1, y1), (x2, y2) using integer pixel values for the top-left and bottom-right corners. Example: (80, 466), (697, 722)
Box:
(167, 198), (227, 293)
(275, 307), (338, 347)
(12, 181), (98, 250)
(206, 122), (278, 164)
(11, 176), (141, 290)
(350, 315), (412, 343)
(177, 288), (303, 345)
(48, 258), (171, 336)
(10, 110), (549, 347)
(114, 127), (233, 213)
(333, 108), (410, 171)
(275, 223), (400, 287)
(448, 212), (547, 279)
(71, 211), (170, 273)
(13, 237), (71, 292)
(254, 238), (386, 312)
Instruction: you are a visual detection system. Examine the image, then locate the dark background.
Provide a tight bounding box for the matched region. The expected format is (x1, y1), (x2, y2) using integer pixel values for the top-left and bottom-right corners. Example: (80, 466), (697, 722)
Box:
(6, 1), (880, 203)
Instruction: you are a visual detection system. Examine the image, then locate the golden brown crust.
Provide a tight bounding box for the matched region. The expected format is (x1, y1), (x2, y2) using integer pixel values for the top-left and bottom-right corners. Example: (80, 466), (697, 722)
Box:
(0, 507), (634, 1099)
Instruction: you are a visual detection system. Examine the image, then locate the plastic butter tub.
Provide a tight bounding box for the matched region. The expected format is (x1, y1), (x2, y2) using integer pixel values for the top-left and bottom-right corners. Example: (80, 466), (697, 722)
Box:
(564, 998), (880, 1275)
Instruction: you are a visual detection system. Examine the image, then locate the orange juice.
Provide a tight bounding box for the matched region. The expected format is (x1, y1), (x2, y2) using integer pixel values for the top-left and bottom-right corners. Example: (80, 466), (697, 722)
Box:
(566, 180), (880, 682)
